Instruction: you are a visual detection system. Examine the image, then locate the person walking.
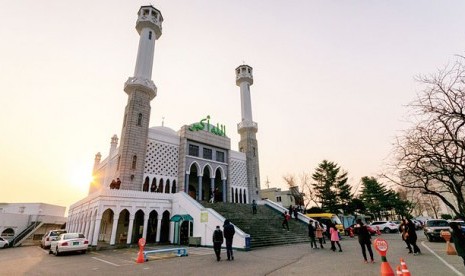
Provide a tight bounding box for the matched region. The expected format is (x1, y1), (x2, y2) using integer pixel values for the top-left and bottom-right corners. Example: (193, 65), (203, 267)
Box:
(223, 219), (235, 261)
(212, 225), (224, 261)
(354, 219), (374, 263)
(450, 222), (465, 266)
(330, 224), (342, 252)
(406, 219), (421, 255)
(315, 221), (325, 249)
(399, 219), (410, 251)
(293, 207), (298, 220)
(252, 200), (257, 214)
(282, 211), (290, 231)
(308, 220), (317, 249)
(288, 205), (293, 218)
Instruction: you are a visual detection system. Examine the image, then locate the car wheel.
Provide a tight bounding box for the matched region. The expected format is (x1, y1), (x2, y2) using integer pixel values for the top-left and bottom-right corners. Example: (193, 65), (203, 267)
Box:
(54, 246), (60, 256)
(3, 244), (7, 249)
(383, 228), (390, 233)
(48, 249), (53, 254)
(426, 234), (433, 242)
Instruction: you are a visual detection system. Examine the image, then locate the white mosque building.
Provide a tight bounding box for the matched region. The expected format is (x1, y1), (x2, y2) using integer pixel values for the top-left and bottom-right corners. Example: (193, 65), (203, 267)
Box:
(67, 5), (261, 249)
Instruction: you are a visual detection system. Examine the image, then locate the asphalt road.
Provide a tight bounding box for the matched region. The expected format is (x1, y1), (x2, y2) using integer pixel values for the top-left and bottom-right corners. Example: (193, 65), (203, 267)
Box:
(1, 231), (464, 276)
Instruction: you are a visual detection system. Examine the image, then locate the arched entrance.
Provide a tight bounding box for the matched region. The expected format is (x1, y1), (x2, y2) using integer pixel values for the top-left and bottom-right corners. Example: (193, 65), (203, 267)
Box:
(213, 168), (223, 202)
(1, 228), (14, 239)
(146, 210), (158, 244)
(143, 177), (149, 192)
(99, 209), (114, 243)
(116, 209), (129, 244)
(202, 166), (211, 202)
(159, 210), (170, 243)
(188, 163), (200, 199)
(131, 210), (144, 244)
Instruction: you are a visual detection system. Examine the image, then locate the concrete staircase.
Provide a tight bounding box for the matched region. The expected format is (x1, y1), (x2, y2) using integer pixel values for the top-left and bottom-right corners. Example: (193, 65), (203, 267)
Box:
(202, 202), (309, 248)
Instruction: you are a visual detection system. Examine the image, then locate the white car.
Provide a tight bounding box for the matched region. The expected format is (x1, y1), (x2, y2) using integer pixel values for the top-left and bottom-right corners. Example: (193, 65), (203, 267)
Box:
(369, 221), (399, 233)
(0, 237), (9, 248)
(41, 229), (67, 249)
(49, 233), (88, 256)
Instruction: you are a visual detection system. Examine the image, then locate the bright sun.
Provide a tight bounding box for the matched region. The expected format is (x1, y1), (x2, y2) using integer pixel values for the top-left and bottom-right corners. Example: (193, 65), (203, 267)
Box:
(69, 165), (93, 192)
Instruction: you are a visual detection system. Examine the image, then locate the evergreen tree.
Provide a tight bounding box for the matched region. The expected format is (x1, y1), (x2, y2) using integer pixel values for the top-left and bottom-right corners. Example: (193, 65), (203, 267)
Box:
(311, 160), (352, 213)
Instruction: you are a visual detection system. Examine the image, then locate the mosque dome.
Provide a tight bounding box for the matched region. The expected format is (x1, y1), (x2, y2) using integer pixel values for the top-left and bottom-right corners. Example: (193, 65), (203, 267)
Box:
(149, 125), (177, 136)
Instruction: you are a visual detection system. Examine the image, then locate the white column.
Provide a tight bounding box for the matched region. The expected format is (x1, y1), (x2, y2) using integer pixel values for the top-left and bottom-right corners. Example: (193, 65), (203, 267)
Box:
(156, 218), (162, 242)
(110, 217), (119, 245)
(142, 215), (149, 240)
(92, 219), (101, 246)
(127, 215), (135, 244)
(87, 219), (96, 245)
(84, 220), (91, 237)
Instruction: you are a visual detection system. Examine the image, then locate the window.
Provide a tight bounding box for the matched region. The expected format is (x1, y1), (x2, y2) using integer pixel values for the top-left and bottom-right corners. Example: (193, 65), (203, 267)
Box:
(253, 147), (256, 157)
(189, 144), (199, 157)
(117, 156), (121, 170)
(132, 155), (137, 169)
(149, 31), (152, 40)
(216, 151), (225, 162)
(203, 148), (212, 160)
(123, 113), (127, 127)
(255, 177), (258, 188)
(137, 113), (142, 126)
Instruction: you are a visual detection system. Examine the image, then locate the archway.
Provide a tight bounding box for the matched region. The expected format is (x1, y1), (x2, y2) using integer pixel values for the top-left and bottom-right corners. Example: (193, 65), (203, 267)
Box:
(159, 210), (170, 243)
(99, 208), (114, 243)
(131, 210), (144, 244)
(171, 180), (176, 193)
(158, 178), (164, 193)
(213, 168), (223, 202)
(150, 178), (157, 192)
(188, 163), (199, 199)
(243, 189), (247, 204)
(143, 177), (149, 192)
(165, 179), (170, 194)
(235, 188), (238, 203)
(1, 228), (14, 239)
(202, 166), (211, 202)
(116, 209), (130, 244)
(146, 210), (158, 244)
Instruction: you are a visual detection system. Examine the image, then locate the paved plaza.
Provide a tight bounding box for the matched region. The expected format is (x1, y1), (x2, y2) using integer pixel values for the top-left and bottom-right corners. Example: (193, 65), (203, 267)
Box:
(1, 232), (465, 275)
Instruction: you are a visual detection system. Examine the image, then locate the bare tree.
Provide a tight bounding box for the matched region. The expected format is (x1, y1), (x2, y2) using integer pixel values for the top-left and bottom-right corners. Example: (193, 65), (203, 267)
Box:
(388, 57), (465, 218)
(283, 173), (318, 209)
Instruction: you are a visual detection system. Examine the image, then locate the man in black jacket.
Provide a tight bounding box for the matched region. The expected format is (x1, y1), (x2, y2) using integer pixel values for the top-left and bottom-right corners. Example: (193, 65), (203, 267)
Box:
(223, 219), (236, 261)
(212, 226), (224, 261)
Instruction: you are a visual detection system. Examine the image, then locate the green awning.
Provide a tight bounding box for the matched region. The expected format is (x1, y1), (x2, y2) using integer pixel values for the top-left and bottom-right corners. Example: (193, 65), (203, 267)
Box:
(170, 214), (194, 222)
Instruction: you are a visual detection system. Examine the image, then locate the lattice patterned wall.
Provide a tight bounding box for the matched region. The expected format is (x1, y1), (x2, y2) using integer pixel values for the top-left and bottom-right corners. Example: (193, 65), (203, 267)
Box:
(230, 158), (247, 187)
(144, 140), (179, 177)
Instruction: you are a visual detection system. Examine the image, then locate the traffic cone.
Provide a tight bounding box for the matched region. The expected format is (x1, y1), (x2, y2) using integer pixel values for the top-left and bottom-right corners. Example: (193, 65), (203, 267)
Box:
(396, 265), (402, 275)
(380, 261), (395, 276)
(136, 247), (145, 263)
(376, 226), (381, 235)
(400, 258), (411, 276)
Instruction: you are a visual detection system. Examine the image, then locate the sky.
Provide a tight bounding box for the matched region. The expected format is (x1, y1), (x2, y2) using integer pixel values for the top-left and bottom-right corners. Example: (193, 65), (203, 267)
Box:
(1, 1), (465, 211)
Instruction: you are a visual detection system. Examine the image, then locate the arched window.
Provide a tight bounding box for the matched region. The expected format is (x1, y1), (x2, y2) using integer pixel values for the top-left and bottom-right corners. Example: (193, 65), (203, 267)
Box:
(158, 178), (164, 193)
(151, 178), (157, 192)
(149, 31), (152, 40)
(171, 180), (176, 193)
(117, 156), (121, 171)
(143, 177), (149, 192)
(137, 113), (142, 126)
(123, 113), (127, 127)
(165, 180), (170, 194)
(132, 155), (137, 170)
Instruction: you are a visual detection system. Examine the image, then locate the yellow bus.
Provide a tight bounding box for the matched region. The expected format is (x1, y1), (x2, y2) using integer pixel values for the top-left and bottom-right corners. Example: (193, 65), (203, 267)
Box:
(306, 213), (344, 234)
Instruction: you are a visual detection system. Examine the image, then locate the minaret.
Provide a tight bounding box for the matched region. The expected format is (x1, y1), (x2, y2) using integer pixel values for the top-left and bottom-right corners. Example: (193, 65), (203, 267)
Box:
(89, 152), (102, 194)
(117, 6), (163, 190)
(236, 65), (261, 202)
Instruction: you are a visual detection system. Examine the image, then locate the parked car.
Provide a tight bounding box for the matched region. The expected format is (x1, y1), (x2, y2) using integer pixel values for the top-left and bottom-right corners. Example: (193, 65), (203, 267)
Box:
(345, 224), (377, 236)
(49, 233), (88, 256)
(41, 229), (67, 249)
(424, 219), (451, 242)
(411, 219), (423, 230)
(0, 237), (9, 248)
(369, 221), (399, 233)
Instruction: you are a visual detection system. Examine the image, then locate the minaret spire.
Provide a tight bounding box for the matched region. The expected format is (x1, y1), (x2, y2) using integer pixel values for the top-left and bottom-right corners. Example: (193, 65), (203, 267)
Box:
(117, 6), (163, 190)
(236, 64), (261, 202)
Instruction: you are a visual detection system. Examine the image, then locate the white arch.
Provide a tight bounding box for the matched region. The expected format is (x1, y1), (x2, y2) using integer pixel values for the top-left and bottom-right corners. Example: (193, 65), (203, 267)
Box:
(214, 166), (226, 180)
(186, 161), (201, 176)
(202, 163), (214, 178)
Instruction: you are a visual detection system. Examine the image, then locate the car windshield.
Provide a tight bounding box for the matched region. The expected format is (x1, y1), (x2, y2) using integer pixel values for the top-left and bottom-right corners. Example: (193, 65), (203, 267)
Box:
(50, 231), (66, 236)
(427, 220), (449, 227)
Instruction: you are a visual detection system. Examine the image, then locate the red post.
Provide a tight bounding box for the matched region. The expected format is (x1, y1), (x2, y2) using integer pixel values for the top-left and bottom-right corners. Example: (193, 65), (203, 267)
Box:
(373, 238), (394, 276)
(136, 238), (146, 263)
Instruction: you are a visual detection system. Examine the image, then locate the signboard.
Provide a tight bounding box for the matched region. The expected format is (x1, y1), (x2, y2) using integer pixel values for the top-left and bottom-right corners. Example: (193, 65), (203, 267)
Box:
(200, 212), (208, 223)
(188, 115), (226, 137)
(373, 238), (388, 257)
